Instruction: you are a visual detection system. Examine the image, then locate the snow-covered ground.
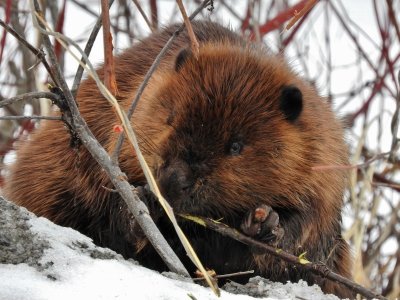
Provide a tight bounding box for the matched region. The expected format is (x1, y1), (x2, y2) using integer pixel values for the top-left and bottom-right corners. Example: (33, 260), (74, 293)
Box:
(0, 197), (340, 300)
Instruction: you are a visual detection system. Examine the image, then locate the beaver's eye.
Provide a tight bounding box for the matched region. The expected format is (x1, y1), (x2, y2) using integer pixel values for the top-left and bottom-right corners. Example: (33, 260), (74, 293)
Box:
(230, 142), (243, 156)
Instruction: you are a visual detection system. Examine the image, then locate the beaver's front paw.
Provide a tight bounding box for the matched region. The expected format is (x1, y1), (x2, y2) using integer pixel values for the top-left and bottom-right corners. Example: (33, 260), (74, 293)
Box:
(240, 204), (284, 246)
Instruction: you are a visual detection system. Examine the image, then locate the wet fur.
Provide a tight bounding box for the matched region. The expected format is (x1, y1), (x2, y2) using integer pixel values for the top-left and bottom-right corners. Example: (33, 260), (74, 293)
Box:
(5, 21), (353, 297)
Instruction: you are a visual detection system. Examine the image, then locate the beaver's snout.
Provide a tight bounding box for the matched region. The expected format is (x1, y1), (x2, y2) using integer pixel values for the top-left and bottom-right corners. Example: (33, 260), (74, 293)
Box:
(157, 159), (195, 207)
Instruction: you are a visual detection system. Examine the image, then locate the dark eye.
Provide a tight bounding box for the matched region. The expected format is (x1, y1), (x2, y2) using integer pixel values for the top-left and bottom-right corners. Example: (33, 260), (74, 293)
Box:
(230, 142), (243, 156)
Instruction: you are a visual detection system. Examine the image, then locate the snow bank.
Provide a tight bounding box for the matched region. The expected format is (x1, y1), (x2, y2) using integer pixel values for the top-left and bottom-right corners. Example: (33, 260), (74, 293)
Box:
(0, 197), (340, 300)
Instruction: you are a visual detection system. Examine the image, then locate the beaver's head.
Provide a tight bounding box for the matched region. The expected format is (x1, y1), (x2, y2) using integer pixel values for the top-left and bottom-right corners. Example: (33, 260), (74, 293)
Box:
(142, 44), (347, 223)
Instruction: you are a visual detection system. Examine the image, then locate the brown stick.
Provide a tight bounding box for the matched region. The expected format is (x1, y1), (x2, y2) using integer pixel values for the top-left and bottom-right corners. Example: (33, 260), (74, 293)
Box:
(389, 70), (400, 163)
(101, 0), (117, 95)
(181, 215), (387, 300)
(311, 151), (391, 171)
(149, 0), (158, 29)
(71, 0), (115, 97)
(176, 0), (200, 59)
(131, 0), (154, 31)
(285, 0), (319, 31)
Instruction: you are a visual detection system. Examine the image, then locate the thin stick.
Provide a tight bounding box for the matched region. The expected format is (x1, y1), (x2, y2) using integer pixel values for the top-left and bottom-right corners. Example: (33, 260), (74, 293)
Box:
(0, 19), (57, 84)
(182, 215), (387, 300)
(101, 0), (117, 96)
(0, 115), (61, 121)
(389, 70), (400, 163)
(0, 91), (60, 108)
(69, 0), (125, 34)
(311, 152), (391, 171)
(371, 181), (400, 190)
(131, 0), (154, 31)
(193, 270), (255, 281)
(285, 0), (319, 31)
(176, 0), (200, 58)
(71, 0), (115, 97)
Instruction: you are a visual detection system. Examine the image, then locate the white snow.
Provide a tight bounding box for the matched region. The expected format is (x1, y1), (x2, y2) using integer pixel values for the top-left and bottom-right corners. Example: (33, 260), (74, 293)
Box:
(0, 200), (340, 300)
(0, 214), (257, 300)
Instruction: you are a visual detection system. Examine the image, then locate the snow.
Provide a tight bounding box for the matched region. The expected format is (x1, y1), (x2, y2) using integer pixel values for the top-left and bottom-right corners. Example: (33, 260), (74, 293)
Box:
(0, 197), (340, 300)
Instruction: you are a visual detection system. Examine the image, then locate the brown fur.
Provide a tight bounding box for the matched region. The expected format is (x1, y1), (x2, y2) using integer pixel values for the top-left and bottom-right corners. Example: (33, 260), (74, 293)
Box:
(4, 21), (353, 297)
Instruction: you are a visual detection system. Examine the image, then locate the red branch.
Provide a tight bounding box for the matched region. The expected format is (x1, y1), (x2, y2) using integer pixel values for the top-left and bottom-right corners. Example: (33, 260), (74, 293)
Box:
(240, 4), (251, 33)
(258, 0), (309, 36)
(54, 0), (66, 61)
(348, 53), (400, 125)
(149, 0), (158, 30)
(101, 0), (117, 96)
(282, 6), (313, 48)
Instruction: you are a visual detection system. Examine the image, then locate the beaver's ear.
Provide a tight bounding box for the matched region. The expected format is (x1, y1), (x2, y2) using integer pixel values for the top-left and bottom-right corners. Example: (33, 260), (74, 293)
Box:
(175, 48), (192, 72)
(280, 85), (303, 122)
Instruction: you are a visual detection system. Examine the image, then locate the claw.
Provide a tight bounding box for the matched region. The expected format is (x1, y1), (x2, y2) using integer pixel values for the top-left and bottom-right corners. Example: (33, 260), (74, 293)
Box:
(240, 205), (284, 247)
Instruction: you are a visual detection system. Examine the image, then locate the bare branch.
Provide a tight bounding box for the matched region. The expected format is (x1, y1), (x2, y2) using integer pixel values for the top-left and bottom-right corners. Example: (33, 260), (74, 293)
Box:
(0, 19), (57, 84)
(101, 0), (117, 95)
(389, 70), (400, 163)
(176, 0), (200, 58)
(285, 0), (319, 31)
(193, 270), (255, 281)
(0, 92), (60, 108)
(71, 0), (115, 97)
(131, 0), (154, 31)
(182, 215), (387, 300)
(0, 115), (61, 121)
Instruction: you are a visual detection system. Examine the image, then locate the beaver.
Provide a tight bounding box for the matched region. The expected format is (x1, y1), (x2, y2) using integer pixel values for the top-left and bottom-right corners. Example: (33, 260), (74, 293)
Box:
(4, 21), (353, 297)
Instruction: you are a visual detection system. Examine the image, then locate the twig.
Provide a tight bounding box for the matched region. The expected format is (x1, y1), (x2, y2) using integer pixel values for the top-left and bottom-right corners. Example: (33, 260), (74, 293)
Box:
(285, 0), (319, 31)
(149, 0), (158, 29)
(0, 115), (62, 121)
(53, 0), (66, 64)
(0, 91), (60, 108)
(71, 0), (115, 97)
(31, 0), (190, 278)
(101, 185), (118, 193)
(371, 181), (400, 190)
(193, 270), (254, 281)
(68, 0), (126, 34)
(176, 0), (200, 58)
(311, 151), (391, 171)
(282, 4), (313, 47)
(386, 0), (400, 43)
(112, 0), (212, 161)
(329, 1), (395, 99)
(0, 19), (57, 84)
(131, 0), (154, 31)
(181, 215), (387, 300)
(389, 70), (400, 163)
(249, 0), (261, 43)
(255, 0), (309, 37)
(101, 0), (117, 96)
